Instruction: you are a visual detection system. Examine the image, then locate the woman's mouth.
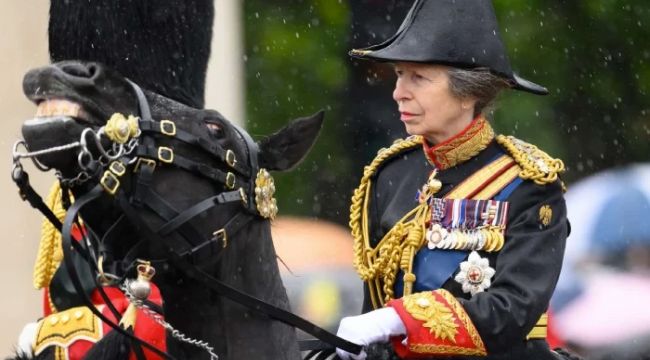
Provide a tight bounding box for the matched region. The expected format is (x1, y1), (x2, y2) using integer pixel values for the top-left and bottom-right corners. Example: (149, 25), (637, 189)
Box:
(400, 111), (418, 121)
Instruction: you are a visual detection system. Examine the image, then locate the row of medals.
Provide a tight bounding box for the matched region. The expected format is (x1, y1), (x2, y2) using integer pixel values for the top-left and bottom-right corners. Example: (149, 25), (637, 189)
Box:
(425, 223), (504, 252)
(420, 171), (504, 253)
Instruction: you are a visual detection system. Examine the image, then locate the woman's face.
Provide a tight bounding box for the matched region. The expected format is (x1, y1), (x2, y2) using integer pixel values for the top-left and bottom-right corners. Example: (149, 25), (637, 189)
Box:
(392, 62), (475, 144)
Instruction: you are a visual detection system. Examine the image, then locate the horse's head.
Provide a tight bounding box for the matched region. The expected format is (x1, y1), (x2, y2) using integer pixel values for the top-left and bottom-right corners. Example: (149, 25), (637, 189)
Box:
(19, 60), (321, 357)
(22, 60), (323, 174)
(22, 58), (324, 259)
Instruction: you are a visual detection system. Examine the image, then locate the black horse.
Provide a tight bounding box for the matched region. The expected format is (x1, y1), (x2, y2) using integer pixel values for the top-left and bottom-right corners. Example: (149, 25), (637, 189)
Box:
(12, 60), (327, 359)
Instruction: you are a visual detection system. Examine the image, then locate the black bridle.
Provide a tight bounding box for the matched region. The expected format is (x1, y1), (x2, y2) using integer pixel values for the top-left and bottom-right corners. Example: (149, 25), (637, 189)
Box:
(13, 80), (361, 359)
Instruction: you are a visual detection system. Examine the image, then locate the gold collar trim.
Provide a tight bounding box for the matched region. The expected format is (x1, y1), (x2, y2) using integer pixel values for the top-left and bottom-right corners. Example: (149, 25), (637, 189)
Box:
(423, 117), (494, 170)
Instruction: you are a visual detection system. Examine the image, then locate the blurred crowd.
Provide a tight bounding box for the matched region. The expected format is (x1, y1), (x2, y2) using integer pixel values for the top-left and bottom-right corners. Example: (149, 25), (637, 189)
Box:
(551, 163), (650, 359)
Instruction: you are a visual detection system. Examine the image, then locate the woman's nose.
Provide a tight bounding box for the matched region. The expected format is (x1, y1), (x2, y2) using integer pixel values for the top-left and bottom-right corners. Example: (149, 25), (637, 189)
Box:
(392, 78), (410, 103)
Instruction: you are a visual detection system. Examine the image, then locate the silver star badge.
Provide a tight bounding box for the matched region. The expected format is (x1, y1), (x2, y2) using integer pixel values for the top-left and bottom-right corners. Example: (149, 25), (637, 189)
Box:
(454, 251), (496, 296)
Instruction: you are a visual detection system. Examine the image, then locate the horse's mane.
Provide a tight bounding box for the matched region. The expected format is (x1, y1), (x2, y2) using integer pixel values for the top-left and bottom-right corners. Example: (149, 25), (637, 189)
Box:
(48, 0), (214, 109)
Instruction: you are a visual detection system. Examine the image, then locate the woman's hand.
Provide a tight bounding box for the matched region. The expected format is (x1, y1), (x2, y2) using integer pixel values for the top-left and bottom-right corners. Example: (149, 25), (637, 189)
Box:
(336, 307), (406, 360)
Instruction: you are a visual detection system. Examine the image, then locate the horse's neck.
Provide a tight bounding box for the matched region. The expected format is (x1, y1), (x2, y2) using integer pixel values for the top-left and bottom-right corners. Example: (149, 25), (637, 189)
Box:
(158, 220), (301, 360)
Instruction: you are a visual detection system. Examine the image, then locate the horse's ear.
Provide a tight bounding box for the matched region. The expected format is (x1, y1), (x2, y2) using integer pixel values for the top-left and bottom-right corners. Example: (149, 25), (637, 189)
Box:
(258, 110), (324, 171)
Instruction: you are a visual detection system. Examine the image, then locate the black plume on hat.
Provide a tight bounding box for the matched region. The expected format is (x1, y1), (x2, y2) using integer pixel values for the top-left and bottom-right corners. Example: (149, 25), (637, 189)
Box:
(49, 0), (214, 108)
(350, 0), (547, 95)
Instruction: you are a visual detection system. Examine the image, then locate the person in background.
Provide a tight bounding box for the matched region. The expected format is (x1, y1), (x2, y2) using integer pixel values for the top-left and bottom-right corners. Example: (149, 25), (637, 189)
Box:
(336, 1), (577, 359)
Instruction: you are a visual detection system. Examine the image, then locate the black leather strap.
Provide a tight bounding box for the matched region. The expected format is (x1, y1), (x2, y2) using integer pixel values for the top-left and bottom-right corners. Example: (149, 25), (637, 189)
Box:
(230, 123), (261, 215)
(60, 185), (174, 359)
(135, 145), (247, 189)
(12, 167), (63, 231)
(138, 119), (250, 177)
(116, 193), (363, 355)
(156, 190), (245, 236)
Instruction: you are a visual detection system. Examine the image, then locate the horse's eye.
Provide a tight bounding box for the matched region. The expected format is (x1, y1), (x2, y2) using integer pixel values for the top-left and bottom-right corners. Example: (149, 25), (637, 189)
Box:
(206, 122), (223, 137)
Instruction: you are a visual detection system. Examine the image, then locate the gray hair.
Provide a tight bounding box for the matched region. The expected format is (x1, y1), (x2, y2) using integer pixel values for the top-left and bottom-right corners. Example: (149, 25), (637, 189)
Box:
(447, 67), (512, 117)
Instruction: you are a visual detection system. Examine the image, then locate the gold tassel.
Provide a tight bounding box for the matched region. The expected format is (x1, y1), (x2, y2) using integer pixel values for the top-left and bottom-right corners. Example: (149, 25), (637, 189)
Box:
(33, 182), (72, 290)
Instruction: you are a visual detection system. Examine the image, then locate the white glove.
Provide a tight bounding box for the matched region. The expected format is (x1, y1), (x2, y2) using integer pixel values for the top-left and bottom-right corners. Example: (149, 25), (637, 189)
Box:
(336, 307), (406, 360)
(17, 321), (38, 358)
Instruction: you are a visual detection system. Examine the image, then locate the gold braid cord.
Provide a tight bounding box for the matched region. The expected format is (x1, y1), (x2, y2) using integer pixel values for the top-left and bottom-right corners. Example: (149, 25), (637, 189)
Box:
(33, 182), (73, 291)
(495, 135), (565, 186)
(349, 136), (426, 308)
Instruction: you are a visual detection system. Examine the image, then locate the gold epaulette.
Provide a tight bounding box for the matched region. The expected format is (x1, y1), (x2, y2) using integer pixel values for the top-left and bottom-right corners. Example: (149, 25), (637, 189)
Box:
(495, 135), (565, 186)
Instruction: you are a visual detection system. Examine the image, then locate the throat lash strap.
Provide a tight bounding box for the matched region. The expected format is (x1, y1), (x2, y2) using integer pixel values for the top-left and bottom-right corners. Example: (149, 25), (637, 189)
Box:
(156, 190), (247, 236)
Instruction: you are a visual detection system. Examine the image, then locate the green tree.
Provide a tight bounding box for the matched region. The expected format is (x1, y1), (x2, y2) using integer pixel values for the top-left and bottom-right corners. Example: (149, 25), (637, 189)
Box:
(244, 1), (650, 223)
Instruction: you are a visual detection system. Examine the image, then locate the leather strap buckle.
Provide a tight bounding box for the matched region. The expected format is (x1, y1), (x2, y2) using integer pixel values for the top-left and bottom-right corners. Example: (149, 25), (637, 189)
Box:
(109, 161), (126, 176)
(160, 120), (176, 136)
(212, 228), (228, 248)
(100, 171), (120, 195)
(225, 149), (237, 168)
(158, 147), (174, 164)
(226, 172), (236, 189)
(239, 187), (248, 206)
(134, 157), (157, 173)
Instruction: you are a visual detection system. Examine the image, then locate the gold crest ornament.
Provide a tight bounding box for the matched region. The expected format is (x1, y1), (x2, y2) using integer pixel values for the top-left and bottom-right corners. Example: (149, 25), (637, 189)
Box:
(104, 113), (140, 144)
(255, 169), (278, 219)
(539, 205), (553, 227)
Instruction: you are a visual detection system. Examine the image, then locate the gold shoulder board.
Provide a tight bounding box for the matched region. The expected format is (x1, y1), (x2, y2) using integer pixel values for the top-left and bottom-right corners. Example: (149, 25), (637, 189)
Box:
(495, 135), (565, 186)
(33, 306), (103, 355)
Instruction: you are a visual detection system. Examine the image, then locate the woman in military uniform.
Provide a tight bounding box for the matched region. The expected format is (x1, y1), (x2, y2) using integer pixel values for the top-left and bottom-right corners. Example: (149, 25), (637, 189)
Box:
(337, 1), (573, 359)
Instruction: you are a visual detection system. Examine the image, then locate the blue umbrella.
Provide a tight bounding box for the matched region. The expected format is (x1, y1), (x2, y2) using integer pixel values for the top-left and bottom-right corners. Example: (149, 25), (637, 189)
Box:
(591, 186), (650, 254)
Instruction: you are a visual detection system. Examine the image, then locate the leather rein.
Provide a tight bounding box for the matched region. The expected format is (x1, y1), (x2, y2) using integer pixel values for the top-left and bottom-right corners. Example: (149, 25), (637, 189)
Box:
(12, 80), (361, 359)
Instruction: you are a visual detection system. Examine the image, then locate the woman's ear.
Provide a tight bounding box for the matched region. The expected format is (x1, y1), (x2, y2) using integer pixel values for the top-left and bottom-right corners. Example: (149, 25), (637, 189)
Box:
(258, 111), (324, 172)
(461, 98), (477, 110)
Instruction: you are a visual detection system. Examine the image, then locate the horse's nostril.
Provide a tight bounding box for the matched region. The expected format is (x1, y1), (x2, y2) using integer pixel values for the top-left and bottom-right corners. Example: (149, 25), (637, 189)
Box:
(59, 63), (93, 78)
(86, 64), (98, 78)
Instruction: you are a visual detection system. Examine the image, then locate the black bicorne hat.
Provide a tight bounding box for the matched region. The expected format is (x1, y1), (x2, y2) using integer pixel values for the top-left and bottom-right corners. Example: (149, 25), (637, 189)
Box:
(350, 0), (548, 95)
